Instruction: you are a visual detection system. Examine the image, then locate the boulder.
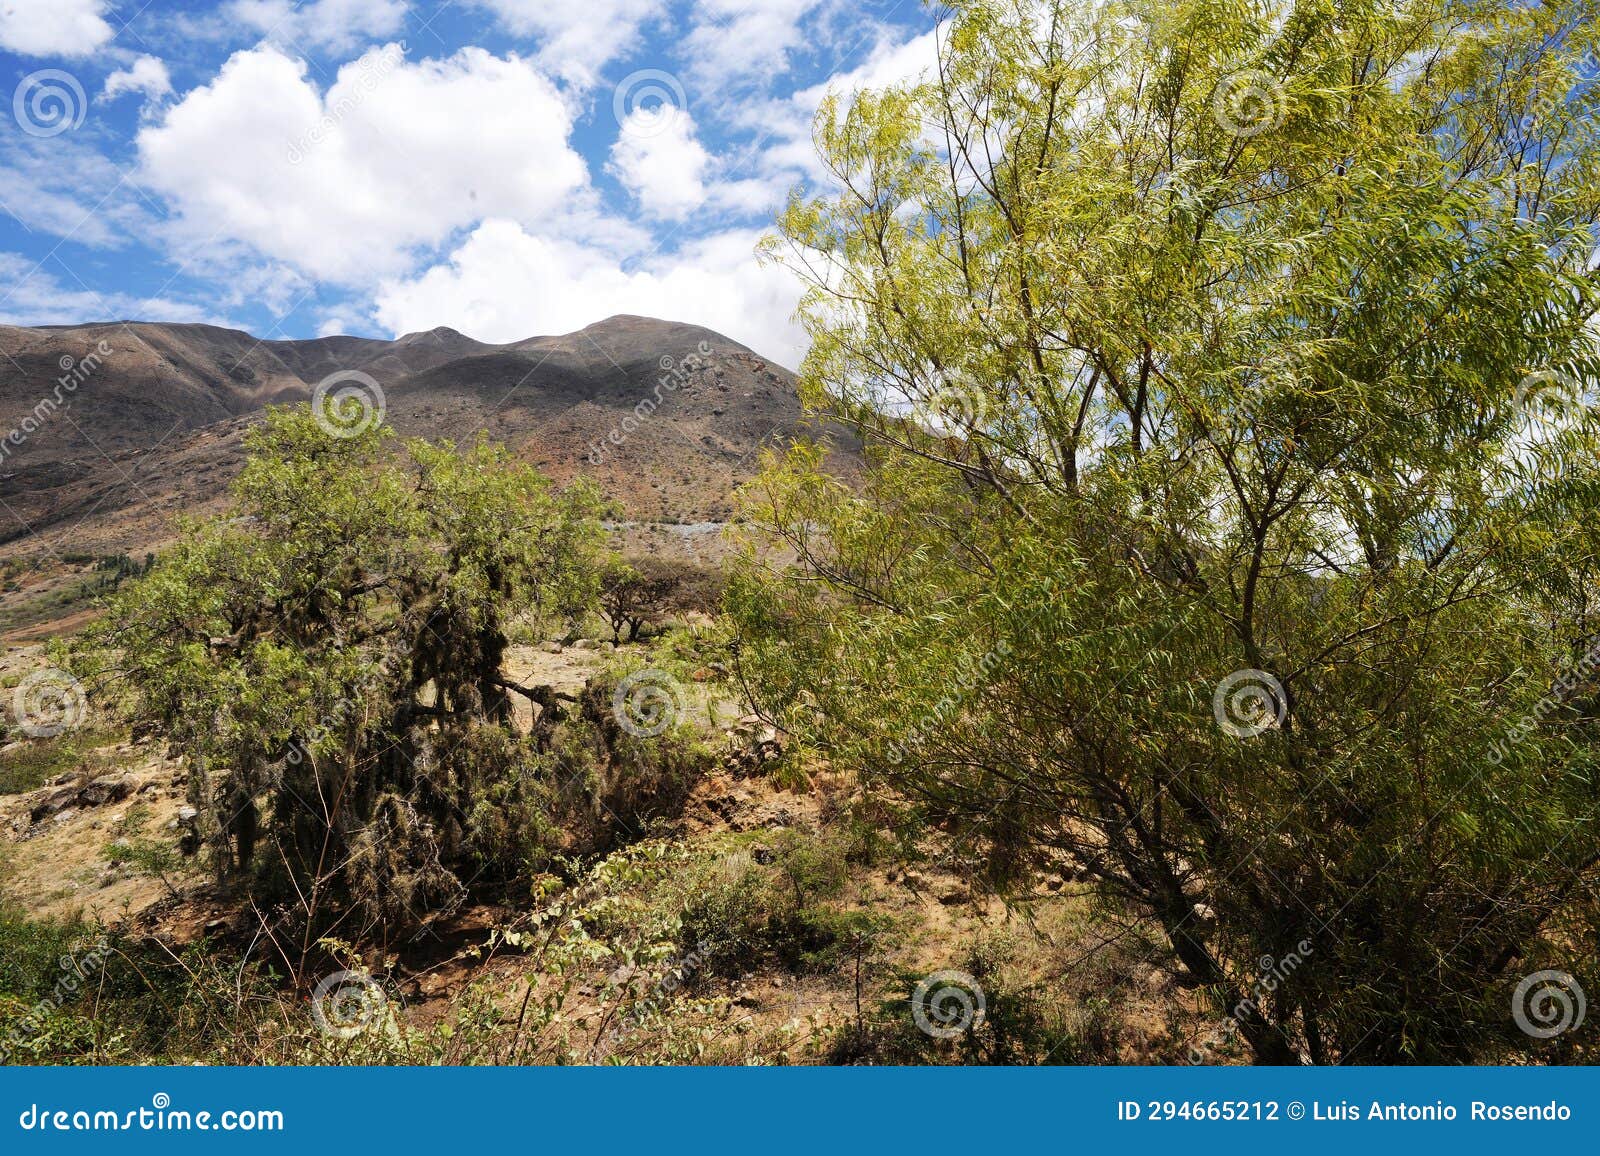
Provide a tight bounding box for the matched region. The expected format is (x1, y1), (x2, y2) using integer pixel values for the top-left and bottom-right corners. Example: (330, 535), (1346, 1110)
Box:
(29, 785), (81, 823)
(80, 774), (135, 806)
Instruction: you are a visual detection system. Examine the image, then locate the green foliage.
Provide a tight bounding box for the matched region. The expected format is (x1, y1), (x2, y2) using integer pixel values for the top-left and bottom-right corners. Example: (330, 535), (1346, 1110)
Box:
(596, 557), (725, 644)
(597, 557), (669, 644)
(104, 836), (184, 900)
(468, 672), (714, 874)
(0, 554), (154, 635)
(678, 828), (862, 975)
(76, 406), (607, 938)
(837, 937), (1124, 1066)
(735, 0), (1600, 1063)
(0, 904), (271, 1065)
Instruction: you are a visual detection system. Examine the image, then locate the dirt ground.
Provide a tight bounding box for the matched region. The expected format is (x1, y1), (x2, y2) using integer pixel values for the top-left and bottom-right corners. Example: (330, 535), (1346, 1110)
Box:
(0, 632), (1192, 1065)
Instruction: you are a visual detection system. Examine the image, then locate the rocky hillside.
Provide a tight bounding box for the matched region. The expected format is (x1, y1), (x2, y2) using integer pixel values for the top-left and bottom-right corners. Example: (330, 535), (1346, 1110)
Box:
(0, 315), (851, 558)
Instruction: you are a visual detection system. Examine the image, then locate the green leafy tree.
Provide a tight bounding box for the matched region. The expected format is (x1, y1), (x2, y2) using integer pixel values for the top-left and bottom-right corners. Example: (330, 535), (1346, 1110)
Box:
(598, 557), (685, 643)
(80, 408), (604, 941)
(732, 0), (1600, 1062)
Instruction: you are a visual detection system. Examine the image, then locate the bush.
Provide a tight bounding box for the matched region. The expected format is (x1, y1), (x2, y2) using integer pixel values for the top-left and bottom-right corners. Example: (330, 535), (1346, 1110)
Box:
(76, 407), (606, 939)
(678, 829), (857, 977)
(836, 938), (1123, 1066)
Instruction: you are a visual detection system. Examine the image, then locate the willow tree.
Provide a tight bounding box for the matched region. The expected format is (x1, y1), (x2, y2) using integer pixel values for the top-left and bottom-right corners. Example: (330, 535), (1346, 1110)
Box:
(732, 0), (1600, 1062)
(82, 408), (603, 942)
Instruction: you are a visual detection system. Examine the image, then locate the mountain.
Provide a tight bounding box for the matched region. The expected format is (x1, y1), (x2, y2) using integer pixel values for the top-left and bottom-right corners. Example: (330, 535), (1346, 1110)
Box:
(0, 315), (848, 560)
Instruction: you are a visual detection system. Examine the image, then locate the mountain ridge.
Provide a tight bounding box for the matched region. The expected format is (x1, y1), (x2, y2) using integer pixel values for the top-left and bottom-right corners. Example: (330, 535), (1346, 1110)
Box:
(0, 315), (845, 558)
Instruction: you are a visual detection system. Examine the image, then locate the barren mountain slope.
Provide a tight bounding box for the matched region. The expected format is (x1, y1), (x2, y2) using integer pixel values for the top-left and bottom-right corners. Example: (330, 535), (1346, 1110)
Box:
(0, 315), (852, 559)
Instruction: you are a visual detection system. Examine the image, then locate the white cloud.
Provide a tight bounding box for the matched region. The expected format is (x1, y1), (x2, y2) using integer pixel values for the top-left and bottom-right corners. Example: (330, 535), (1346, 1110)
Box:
(136, 44), (589, 284)
(0, 0), (937, 366)
(373, 219), (806, 367)
(224, 0), (408, 54)
(0, 0), (113, 57)
(464, 0), (665, 84)
(792, 26), (941, 112)
(667, 22), (942, 220)
(608, 110), (710, 221)
(0, 131), (152, 248)
(682, 0), (831, 93)
(102, 56), (173, 105)
(0, 166), (122, 246)
(607, 105), (798, 226)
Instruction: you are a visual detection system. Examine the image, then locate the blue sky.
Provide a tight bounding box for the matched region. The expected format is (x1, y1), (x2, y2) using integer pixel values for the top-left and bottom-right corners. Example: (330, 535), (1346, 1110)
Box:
(0, 0), (942, 366)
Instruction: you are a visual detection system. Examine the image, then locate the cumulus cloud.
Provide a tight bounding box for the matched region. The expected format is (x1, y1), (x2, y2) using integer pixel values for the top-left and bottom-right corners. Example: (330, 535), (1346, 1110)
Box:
(101, 56), (173, 106)
(607, 101), (799, 226)
(464, 0), (665, 84)
(224, 0), (408, 54)
(608, 110), (711, 221)
(0, 0), (940, 362)
(316, 311), (357, 336)
(0, 0), (113, 57)
(373, 219), (806, 367)
(136, 44), (589, 283)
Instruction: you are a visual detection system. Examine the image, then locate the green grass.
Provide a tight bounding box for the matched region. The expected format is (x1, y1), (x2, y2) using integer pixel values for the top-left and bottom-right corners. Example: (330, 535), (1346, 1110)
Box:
(0, 729), (122, 795)
(0, 577), (109, 633)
